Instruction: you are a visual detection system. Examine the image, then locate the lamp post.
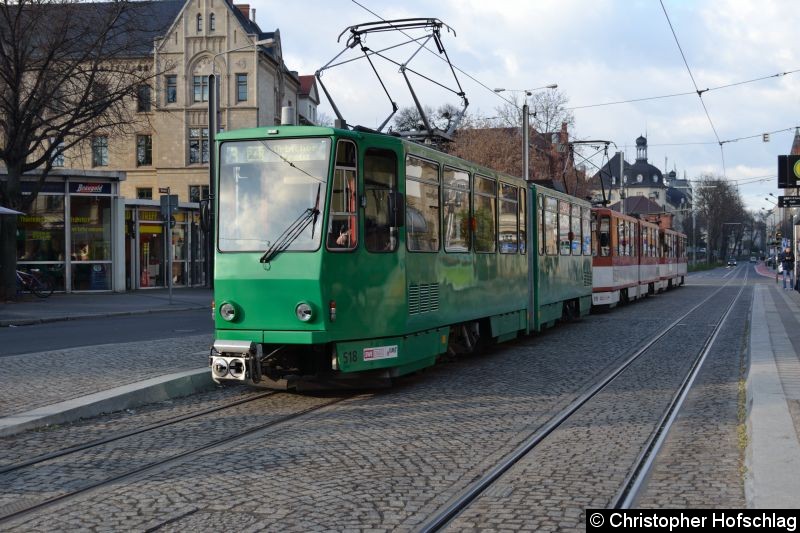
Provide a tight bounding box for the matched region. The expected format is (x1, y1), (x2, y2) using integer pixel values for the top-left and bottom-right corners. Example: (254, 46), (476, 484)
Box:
(493, 84), (557, 181)
(205, 37), (275, 288)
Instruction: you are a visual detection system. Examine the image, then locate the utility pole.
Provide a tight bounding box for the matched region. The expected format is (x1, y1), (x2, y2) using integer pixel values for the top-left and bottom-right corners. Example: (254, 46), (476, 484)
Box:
(522, 103), (529, 181)
(618, 151), (624, 215)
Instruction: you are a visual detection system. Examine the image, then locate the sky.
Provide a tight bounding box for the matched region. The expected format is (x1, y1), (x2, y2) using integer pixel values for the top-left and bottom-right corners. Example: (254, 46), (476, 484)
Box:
(251, 0), (799, 212)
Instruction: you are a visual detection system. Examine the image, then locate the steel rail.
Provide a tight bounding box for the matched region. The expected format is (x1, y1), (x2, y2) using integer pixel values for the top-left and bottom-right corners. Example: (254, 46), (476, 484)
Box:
(611, 267), (749, 508)
(418, 268), (745, 532)
(0, 391), (277, 476)
(0, 395), (353, 526)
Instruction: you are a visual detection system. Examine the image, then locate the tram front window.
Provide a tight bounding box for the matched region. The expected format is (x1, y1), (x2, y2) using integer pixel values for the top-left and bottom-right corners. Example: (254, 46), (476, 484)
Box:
(218, 138), (331, 252)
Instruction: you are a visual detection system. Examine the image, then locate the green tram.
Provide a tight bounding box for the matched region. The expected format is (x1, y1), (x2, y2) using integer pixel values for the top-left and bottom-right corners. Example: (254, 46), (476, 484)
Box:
(209, 125), (592, 389)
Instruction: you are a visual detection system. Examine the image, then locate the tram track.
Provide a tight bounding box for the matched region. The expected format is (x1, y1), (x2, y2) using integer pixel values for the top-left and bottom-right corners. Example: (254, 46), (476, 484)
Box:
(0, 391), (354, 526)
(419, 268), (749, 531)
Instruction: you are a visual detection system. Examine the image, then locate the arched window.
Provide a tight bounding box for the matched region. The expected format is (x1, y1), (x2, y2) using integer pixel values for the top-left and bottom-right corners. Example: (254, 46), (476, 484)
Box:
(209, 13), (215, 31)
(197, 14), (202, 32)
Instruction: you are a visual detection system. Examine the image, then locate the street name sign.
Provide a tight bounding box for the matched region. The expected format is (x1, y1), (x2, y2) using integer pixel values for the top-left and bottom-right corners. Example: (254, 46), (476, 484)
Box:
(778, 195), (800, 208)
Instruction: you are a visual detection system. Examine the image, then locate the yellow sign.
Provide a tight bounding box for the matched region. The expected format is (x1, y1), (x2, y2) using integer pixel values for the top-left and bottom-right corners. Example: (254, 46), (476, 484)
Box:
(140, 224), (163, 234)
(794, 159), (800, 179)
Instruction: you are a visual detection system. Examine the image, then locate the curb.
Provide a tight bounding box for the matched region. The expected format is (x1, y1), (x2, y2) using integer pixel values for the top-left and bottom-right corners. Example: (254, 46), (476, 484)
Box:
(0, 305), (207, 327)
(0, 367), (215, 438)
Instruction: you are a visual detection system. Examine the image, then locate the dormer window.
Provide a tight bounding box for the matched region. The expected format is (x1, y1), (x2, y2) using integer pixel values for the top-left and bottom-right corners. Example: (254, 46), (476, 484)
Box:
(209, 13), (215, 32)
(636, 174), (643, 183)
(652, 175), (658, 183)
(197, 14), (202, 32)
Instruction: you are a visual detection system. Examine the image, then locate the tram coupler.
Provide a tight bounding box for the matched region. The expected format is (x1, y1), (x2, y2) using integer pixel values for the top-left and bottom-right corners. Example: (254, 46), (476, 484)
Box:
(209, 340), (262, 384)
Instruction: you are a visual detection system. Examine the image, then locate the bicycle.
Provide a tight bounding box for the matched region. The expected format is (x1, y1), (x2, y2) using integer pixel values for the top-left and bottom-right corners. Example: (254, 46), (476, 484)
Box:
(16, 268), (54, 298)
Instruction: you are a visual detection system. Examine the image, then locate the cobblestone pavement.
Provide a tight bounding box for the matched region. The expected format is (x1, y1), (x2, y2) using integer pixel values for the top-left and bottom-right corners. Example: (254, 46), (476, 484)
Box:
(445, 283), (749, 531)
(1, 282), (740, 531)
(0, 334), (211, 417)
(636, 282), (752, 508)
(0, 280), (713, 531)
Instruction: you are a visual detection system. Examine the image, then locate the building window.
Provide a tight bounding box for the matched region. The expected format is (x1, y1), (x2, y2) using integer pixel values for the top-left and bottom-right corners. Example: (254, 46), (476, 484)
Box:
(189, 185), (209, 203)
(137, 188), (153, 200)
(196, 14), (202, 32)
(92, 136), (108, 167)
(188, 128), (209, 164)
(136, 135), (152, 166)
(236, 73), (247, 102)
(193, 76), (208, 103)
(137, 85), (151, 112)
(209, 13), (215, 31)
(166, 75), (177, 104)
(51, 140), (64, 167)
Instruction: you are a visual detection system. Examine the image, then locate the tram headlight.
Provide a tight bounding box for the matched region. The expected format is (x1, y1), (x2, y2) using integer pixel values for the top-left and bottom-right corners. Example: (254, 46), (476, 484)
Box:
(211, 357), (229, 378)
(219, 302), (236, 321)
(295, 302), (313, 322)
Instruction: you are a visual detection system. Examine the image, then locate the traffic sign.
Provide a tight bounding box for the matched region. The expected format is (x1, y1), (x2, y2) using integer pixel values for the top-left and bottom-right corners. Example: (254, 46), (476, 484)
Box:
(778, 195), (800, 208)
(778, 155), (800, 188)
(160, 194), (179, 218)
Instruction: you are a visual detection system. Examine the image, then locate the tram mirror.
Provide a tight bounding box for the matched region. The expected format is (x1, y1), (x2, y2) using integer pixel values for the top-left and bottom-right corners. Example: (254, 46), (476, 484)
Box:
(199, 199), (210, 232)
(390, 191), (405, 227)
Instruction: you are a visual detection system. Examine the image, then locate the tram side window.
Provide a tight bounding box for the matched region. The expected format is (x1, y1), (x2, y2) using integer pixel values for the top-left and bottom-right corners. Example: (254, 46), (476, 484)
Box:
(499, 183), (518, 253)
(364, 149), (398, 252)
(443, 167), (470, 252)
(571, 204), (581, 255)
(327, 140), (358, 250)
(545, 197), (558, 255)
(406, 155), (440, 252)
(582, 208), (591, 255)
(617, 219), (627, 256)
(598, 215), (611, 256)
(538, 194), (545, 255)
(630, 222), (637, 257)
(519, 187), (526, 254)
(473, 175), (497, 253)
(558, 201), (571, 255)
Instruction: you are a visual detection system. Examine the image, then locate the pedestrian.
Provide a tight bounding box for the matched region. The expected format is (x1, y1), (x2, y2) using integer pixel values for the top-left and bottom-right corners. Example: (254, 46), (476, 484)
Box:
(780, 246), (794, 290)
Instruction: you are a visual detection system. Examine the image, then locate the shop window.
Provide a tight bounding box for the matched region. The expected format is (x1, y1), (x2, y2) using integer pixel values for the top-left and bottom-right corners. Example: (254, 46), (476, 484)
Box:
(17, 195), (66, 262)
(137, 85), (151, 112)
(236, 73), (247, 102)
(137, 188), (153, 200)
(189, 185), (209, 203)
(326, 139), (358, 250)
(136, 135), (152, 166)
(442, 166), (470, 252)
(364, 148), (398, 252)
(193, 76), (208, 103)
(92, 136), (108, 167)
(188, 128), (209, 164)
(70, 195), (112, 290)
(166, 75), (177, 104)
(406, 155), (440, 252)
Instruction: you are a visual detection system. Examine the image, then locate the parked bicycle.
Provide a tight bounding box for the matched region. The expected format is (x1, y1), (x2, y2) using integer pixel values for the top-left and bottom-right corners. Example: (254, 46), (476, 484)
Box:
(16, 267), (54, 298)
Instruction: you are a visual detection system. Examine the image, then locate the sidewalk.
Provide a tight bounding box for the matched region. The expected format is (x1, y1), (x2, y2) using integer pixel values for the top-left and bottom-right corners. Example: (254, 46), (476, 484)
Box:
(0, 287), (212, 327)
(0, 287), (215, 436)
(746, 276), (800, 507)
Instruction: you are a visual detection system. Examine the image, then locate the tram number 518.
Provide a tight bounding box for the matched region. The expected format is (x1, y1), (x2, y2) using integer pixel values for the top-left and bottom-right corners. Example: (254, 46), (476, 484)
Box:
(341, 350), (359, 364)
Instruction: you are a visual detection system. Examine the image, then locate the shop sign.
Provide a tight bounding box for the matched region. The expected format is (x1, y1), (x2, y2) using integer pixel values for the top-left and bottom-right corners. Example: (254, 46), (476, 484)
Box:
(20, 181), (65, 193)
(69, 182), (111, 194)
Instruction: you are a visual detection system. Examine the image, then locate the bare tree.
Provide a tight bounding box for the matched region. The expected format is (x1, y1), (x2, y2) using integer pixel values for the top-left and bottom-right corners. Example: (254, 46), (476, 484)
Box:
(492, 89), (574, 135)
(693, 175), (748, 263)
(0, 0), (170, 298)
(391, 104), (461, 133)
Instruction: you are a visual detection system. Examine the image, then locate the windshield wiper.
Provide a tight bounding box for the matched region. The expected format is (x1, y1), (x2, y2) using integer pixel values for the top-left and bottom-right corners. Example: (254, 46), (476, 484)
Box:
(260, 204), (321, 264)
(310, 183), (321, 239)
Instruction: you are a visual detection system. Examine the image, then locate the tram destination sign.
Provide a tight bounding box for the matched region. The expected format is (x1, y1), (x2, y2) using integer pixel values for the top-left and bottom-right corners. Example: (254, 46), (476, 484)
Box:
(778, 195), (800, 208)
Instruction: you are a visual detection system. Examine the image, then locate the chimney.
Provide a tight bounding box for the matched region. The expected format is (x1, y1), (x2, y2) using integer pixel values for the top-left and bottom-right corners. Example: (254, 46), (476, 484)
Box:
(251, 8), (256, 22)
(234, 4), (250, 20)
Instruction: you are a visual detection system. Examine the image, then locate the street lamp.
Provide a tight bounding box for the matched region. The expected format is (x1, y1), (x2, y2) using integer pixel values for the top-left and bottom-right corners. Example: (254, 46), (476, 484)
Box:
(492, 84), (558, 181)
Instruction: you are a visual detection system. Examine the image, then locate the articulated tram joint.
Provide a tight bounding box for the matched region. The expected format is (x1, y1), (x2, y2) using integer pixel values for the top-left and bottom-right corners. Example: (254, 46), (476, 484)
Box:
(209, 340), (262, 384)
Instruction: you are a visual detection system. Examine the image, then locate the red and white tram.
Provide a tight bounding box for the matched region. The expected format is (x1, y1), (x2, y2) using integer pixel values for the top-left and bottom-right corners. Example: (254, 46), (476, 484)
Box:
(591, 208), (687, 307)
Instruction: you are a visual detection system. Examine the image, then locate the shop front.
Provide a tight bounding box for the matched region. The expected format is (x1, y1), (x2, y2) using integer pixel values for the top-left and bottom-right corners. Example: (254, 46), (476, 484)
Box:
(125, 201), (205, 290)
(15, 175), (124, 292)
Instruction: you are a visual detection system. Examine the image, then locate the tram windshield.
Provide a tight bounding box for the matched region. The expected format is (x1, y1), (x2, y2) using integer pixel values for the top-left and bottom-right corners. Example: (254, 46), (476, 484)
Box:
(218, 138), (331, 252)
